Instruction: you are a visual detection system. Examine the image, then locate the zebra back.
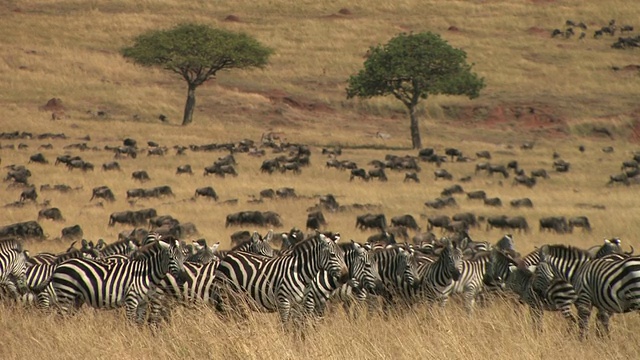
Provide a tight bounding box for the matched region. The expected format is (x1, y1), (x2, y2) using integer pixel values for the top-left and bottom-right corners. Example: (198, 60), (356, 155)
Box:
(98, 238), (138, 258)
(539, 244), (592, 283)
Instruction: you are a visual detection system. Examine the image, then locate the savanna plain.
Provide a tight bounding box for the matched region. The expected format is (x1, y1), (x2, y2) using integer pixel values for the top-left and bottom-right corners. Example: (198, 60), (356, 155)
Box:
(1, 0), (640, 359)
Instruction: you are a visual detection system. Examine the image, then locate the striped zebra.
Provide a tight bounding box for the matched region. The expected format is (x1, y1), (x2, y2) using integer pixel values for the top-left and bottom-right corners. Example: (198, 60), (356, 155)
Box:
(368, 244), (421, 314)
(302, 241), (379, 318)
(447, 251), (491, 314)
(541, 244), (640, 338)
(215, 233), (349, 325)
(215, 231), (275, 259)
(413, 239), (462, 306)
(96, 237), (139, 258)
(0, 238), (29, 300)
(185, 240), (220, 264)
(44, 235), (185, 324)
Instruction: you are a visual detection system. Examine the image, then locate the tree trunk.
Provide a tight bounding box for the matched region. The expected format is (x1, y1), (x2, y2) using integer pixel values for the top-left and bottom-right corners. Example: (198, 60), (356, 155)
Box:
(409, 104), (421, 149)
(181, 83), (197, 126)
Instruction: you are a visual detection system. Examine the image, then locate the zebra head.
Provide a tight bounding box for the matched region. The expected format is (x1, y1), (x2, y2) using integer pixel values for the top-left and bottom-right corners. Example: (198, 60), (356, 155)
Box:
(2, 241), (29, 295)
(495, 234), (516, 252)
(347, 241), (380, 292)
(485, 248), (519, 290)
(253, 230), (275, 257)
(157, 237), (187, 281)
(318, 233), (349, 284)
(395, 246), (421, 288)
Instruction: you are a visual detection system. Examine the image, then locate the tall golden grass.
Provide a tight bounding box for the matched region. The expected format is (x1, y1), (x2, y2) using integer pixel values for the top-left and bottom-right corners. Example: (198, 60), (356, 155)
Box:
(1, 0), (640, 358)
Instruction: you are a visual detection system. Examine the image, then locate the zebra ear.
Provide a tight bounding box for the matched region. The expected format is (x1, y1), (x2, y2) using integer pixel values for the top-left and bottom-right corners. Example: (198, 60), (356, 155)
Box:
(211, 242), (220, 252)
(333, 233), (341, 243)
(158, 240), (170, 249)
(264, 230), (274, 243)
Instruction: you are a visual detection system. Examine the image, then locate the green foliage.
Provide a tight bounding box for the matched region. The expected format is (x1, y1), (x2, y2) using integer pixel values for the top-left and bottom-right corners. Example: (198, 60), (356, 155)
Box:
(121, 23), (273, 86)
(346, 32), (485, 108)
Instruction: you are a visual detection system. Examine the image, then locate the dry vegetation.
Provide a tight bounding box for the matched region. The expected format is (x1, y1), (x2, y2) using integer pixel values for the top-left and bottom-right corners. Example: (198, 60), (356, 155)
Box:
(1, 0), (640, 359)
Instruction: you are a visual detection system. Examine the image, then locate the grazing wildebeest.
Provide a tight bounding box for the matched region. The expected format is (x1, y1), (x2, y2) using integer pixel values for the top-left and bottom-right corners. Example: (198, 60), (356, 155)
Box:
(132, 170), (150, 182)
(263, 211), (283, 228)
(412, 231), (436, 246)
(225, 211), (265, 227)
(568, 216), (592, 233)
(510, 198), (533, 208)
(539, 216), (569, 234)
(276, 187), (296, 199)
(102, 161), (121, 171)
(621, 160), (639, 171)
(151, 185), (174, 197)
(476, 151), (491, 160)
(367, 231), (396, 245)
(441, 184), (464, 197)
(530, 169), (549, 179)
(306, 210), (327, 230)
(445, 220), (469, 234)
(319, 194), (339, 212)
(28, 153), (48, 164)
(176, 164), (193, 175)
(434, 169), (453, 180)
(326, 158), (342, 169)
(259, 189), (276, 199)
(40, 184), (74, 193)
(204, 164), (238, 177)
(474, 162), (490, 174)
(279, 162), (302, 175)
(230, 230), (252, 246)
(55, 155), (81, 166)
(488, 164), (509, 178)
(425, 196), (457, 209)
(452, 212), (478, 228)
(427, 215), (450, 232)
(195, 186), (218, 200)
(38, 207), (64, 222)
(0, 220), (45, 241)
(147, 147), (166, 156)
(61, 224), (83, 241)
(484, 197), (502, 207)
(350, 168), (370, 181)
(486, 215), (509, 231)
(340, 160), (358, 170)
(506, 216), (529, 233)
(513, 175), (536, 188)
(5, 166), (31, 184)
(66, 159), (94, 172)
(466, 190), (487, 200)
(109, 211), (145, 227)
(368, 168), (388, 181)
(356, 213), (387, 232)
(418, 147), (434, 159)
(553, 159), (570, 172)
(390, 214), (420, 231)
(19, 186), (37, 203)
(260, 159), (280, 174)
(445, 147), (462, 161)
(126, 188), (146, 199)
(123, 138), (137, 147)
(607, 173), (630, 186)
(404, 172), (420, 183)
(91, 186), (115, 202)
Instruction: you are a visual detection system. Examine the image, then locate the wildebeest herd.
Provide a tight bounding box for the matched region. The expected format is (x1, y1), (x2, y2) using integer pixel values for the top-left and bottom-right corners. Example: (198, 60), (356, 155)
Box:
(1, 129), (640, 341)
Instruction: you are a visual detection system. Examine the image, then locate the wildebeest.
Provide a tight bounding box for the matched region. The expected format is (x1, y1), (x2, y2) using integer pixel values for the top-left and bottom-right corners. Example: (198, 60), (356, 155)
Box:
(280, 162), (302, 175)
(367, 231), (396, 245)
(441, 184), (464, 197)
(260, 159), (280, 174)
(367, 167), (388, 181)
(476, 151), (491, 159)
(427, 215), (450, 232)
(350, 168), (370, 181)
(5, 166), (32, 184)
(40, 184), (74, 193)
(539, 216), (570, 234)
(445, 220), (469, 234)
(91, 186), (115, 202)
(263, 211), (283, 228)
(530, 169), (549, 179)
(126, 188), (146, 199)
(176, 164), (193, 175)
(108, 210), (145, 227)
(452, 212), (478, 228)
(319, 194), (339, 212)
(132, 170), (150, 182)
(195, 186), (218, 201)
(19, 186), (37, 202)
(147, 147), (166, 156)
(513, 175), (536, 188)
(276, 187), (296, 199)
(38, 207), (64, 222)
(102, 161), (121, 171)
(607, 173), (630, 186)
(66, 159), (94, 172)
(404, 172), (419, 183)
(484, 197), (502, 207)
(466, 190), (487, 200)
(506, 216), (529, 233)
(553, 159), (570, 172)
(390, 214), (420, 231)
(486, 215), (509, 231)
(259, 189), (276, 199)
(28, 153), (48, 164)
(230, 230), (252, 246)
(510, 198), (533, 208)
(225, 211), (265, 227)
(306, 210), (327, 230)
(434, 169), (453, 180)
(55, 155), (81, 166)
(424, 196), (457, 209)
(488, 164), (509, 178)
(568, 216), (592, 233)
(412, 231), (436, 246)
(204, 164), (238, 177)
(0, 220), (45, 241)
(445, 147), (462, 161)
(356, 213), (387, 232)
(61, 224), (83, 241)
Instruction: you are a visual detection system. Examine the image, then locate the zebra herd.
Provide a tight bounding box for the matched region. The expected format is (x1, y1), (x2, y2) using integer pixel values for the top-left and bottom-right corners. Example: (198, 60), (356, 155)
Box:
(0, 232), (637, 339)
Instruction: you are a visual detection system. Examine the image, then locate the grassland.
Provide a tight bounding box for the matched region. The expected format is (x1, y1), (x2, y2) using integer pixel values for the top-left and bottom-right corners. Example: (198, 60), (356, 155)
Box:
(1, 0), (640, 359)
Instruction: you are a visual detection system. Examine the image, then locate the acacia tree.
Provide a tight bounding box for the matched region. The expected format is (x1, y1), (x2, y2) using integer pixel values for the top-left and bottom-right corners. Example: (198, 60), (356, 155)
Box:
(122, 23), (272, 125)
(346, 32), (485, 149)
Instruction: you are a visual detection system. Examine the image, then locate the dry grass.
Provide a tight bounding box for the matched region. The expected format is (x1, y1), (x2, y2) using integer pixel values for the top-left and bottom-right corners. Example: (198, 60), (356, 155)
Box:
(1, 0), (640, 358)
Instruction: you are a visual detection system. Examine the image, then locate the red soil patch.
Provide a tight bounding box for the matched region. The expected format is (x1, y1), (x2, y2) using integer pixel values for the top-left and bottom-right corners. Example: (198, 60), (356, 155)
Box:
(631, 120), (640, 142)
(527, 27), (548, 37)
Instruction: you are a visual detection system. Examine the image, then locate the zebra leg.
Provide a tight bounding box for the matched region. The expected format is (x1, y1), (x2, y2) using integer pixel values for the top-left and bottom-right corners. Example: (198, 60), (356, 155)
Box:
(595, 309), (611, 338)
(277, 295), (292, 326)
(464, 288), (477, 316)
(576, 302), (592, 340)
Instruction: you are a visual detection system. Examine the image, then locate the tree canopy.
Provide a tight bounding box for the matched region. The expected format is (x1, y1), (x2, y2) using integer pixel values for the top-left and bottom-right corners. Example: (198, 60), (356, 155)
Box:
(346, 32), (485, 149)
(122, 23), (273, 125)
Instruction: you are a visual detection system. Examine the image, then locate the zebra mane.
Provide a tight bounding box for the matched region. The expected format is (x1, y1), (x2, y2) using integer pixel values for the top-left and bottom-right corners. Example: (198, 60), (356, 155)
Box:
(1, 238), (23, 252)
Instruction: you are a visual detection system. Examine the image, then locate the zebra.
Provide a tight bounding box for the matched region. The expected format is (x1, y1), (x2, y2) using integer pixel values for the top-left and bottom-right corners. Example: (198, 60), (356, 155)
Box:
(447, 251), (491, 314)
(412, 239), (462, 307)
(215, 233), (349, 326)
(302, 241), (380, 318)
(185, 240), (220, 264)
(44, 235), (185, 325)
(215, 230), (276, 259)
(95, 237), (139, 258)
(541, 244), (640, 339)
(368, 244), (421, 314)
(0, 238), (29, 301)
